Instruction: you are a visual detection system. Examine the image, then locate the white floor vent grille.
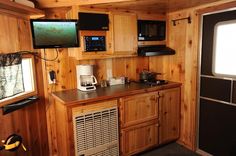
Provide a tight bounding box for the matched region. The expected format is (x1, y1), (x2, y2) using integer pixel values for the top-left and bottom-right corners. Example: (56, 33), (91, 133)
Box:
(73, 107), (119, 156)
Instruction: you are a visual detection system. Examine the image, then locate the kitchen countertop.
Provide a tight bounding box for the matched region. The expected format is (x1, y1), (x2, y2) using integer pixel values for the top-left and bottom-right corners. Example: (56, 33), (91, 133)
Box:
(52, 81), (181, 106)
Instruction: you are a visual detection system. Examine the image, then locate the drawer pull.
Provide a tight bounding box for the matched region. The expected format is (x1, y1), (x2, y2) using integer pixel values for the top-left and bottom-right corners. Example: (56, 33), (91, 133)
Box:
(156, 123), (160, 127)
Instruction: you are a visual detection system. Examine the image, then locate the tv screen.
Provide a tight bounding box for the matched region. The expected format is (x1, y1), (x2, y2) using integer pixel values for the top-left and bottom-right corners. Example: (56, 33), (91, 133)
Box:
(30, 19), (80, 49)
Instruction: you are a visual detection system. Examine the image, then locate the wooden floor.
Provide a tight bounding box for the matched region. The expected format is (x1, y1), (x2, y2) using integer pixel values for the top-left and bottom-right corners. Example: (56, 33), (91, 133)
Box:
(138, 143), (200, 156)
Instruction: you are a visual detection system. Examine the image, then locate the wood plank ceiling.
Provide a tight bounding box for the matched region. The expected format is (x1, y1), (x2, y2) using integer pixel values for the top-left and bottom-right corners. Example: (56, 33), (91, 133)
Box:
(81, 0), (224, 13)
(35, 0), (224, 13)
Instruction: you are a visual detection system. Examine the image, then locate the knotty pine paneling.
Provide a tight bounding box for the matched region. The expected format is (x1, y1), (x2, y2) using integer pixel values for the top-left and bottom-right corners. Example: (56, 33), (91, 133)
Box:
(41, 7), (77, 156)
(45, 1), (236, 154)
(112, 57), (149, 81)
(78, 59), (111, 82)
(44, 7), (193, 155)
(78, 57), (149, 82)
(165, 0), (236, 150)
(0, 12), (48, 156)
(36, 0), (227, 13)
(164, 9), (199, 150)
(0, 14), (19, 52)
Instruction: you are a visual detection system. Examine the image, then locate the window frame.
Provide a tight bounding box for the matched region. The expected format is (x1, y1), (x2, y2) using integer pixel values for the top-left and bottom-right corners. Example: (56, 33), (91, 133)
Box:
(212, 19), (236, 79)
(0, 54), (38, 107)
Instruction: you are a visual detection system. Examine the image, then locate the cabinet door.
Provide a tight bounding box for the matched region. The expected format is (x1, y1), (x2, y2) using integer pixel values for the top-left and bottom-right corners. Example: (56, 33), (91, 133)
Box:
(119, 92), (158, 128)
(113, 13), (137, 55)
(159, 87), (180, 144)
(120, 120), (158, 156)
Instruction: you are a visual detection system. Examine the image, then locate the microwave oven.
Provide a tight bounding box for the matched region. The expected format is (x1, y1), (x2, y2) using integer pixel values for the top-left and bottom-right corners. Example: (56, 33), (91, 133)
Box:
(138, 20), (166, 41)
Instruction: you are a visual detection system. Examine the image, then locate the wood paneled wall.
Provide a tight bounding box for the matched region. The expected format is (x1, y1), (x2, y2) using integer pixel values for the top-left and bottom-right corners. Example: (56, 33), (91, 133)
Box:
(42, 8), (153, 156)
(0, 12), (48, 156)
(0, 1), (233, 156)
(164, 1), (236, 150)
(78, 57), (149, 82)
(43, 2), (234, 154)
(0, 3), (228, 156)
(165, 9), (199, 150)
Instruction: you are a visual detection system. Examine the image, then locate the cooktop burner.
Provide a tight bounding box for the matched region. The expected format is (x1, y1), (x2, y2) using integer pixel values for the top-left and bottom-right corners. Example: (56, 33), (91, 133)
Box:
(140, 79), (168, 86)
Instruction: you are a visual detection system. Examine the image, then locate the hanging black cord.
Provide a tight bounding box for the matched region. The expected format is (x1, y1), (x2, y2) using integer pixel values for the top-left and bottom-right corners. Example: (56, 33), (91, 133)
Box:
(16, 49), (59, 62)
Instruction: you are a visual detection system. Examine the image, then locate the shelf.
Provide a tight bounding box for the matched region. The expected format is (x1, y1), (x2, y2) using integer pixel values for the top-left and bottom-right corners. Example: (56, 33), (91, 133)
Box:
(2, 96), (39, 115)
(0, 0), (45, 17)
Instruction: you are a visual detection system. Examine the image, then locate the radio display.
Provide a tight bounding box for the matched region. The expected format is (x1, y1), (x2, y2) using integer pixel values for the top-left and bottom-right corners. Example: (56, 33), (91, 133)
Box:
(84, 36), (106, 52)
(91, 37), (99, 40)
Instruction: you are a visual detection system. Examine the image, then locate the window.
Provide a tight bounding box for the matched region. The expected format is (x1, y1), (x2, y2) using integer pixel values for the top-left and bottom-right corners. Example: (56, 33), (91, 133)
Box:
(0, 56), (37, 107)
(22, 58), (35, 92)
(213, 20), (236, 78)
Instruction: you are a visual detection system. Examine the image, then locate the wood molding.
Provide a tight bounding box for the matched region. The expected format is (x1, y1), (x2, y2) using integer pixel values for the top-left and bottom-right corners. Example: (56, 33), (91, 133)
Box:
(79, 0), (135, 6)
(0, 0), (44, 16)
(37, 0), (136, 8)
(196, 0), (236, 15)
(138, 41), (166, 46)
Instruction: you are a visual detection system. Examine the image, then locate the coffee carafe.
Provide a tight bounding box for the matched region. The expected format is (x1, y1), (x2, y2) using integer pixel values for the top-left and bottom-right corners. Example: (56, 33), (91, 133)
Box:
(76, 65), (97, 91)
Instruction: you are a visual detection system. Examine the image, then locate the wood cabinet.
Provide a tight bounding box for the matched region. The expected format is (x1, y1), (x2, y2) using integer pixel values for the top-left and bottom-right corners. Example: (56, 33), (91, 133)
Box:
(119, 92), (159, 155)
(158, 87), (180, 145)
(68, 10), (138, 60)
(51, 83), (181, 156)
(120, 120), (158, 155)
(0, 0), (44, 17)
(119, 87), (181, 155)
(67, 9), (114, 60)
(119, 92), (158, 128)
(112, 13), (138, 56)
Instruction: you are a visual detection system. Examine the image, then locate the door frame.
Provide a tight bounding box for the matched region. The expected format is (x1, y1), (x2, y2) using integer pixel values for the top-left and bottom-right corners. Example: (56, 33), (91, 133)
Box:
(196, 7), (236, 156)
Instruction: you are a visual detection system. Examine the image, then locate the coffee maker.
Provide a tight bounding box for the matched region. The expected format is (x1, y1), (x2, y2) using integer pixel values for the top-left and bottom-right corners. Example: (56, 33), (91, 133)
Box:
(76, 65), (97, 91)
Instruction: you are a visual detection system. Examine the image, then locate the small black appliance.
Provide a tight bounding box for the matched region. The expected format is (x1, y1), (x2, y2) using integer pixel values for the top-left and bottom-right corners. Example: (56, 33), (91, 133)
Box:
(138, 20), (166, 41)
(139, 70), (168, 86)
(138, 45), (175, 56)
(84, 36), (106, 52)
(79, 12), (109, 31)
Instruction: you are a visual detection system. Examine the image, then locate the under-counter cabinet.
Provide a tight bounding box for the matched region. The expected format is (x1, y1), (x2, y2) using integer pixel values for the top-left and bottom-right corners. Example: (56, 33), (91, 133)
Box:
(51, 82), (181, 156)
(119, 92), (159, 155)
(159, 87), (180, 145)
(119, 92), (158, 155)
(120, 120), (158, 155)
(119, 87), (180, 155)
(119, 92), (158, 127)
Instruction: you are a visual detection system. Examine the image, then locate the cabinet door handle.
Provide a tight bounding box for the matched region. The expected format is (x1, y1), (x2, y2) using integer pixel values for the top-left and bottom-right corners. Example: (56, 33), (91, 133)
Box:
(156, 123), (160, 127)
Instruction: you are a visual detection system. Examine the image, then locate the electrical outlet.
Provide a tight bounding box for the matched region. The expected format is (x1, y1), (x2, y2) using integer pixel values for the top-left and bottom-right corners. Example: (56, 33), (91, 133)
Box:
(48, 73), (54, 84)
(48, 70), (56, 84)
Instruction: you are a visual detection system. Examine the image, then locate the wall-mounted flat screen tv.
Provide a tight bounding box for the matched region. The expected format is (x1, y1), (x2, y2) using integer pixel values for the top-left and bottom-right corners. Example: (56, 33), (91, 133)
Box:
(30, 19), (80, 49)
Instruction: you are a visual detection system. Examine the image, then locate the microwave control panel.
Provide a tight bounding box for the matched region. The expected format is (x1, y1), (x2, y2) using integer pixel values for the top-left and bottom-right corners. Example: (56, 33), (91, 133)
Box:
(84, 36), (106, 52)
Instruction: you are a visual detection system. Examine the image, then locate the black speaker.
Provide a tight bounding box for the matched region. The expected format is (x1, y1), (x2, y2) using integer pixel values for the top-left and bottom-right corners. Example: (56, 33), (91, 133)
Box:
(79, 12), (109, 31)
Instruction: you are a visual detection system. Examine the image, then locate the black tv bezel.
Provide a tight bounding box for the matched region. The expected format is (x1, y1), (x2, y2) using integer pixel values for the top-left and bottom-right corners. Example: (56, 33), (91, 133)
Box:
(30, 19), (80, 49)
